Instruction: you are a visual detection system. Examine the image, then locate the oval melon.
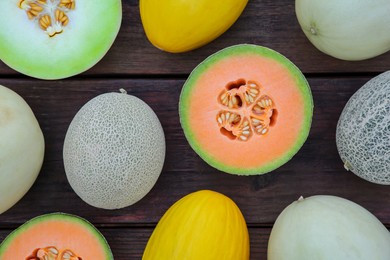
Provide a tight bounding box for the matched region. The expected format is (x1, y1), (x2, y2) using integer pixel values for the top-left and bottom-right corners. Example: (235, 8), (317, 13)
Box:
(142, 190), (250, 260)
(336, 71), (390, 184)
(140, 0), (248, 53)
(63, 89), (166, 209)
(268, 195), (390, 260)
(0, 213), (113, 259)
(0, 85), (44, 214)
(0, 0), (122, 79)
(179, 44), (313, 175)
(295, 0), (390, 61)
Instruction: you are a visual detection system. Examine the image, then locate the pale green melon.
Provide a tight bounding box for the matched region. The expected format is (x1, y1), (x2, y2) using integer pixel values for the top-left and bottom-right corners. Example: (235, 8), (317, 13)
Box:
(0, 85), (45, 214)
(0, 0), (122, 80)
(268, 195), (390, 260)
(63, 89), (166, 209)
(336, 71), (390, 184)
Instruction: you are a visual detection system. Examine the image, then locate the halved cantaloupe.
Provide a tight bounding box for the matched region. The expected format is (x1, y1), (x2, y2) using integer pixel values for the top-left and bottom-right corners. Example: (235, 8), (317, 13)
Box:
(0, 213), (113, 259)
(179, 44), (313, 175)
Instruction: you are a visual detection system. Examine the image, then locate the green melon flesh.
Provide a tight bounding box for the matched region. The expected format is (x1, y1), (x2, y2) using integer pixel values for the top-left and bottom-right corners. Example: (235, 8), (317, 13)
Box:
(336, 71), (390, 184)
(179, 44), (313, 175)
(0, 1), (121, 80)
(0, 213), (113, 259)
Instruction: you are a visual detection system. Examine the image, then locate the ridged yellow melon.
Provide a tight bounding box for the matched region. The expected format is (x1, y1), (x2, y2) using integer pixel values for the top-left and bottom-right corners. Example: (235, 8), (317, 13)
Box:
(143, 190), (250, 260)
(63, 89), (165, 209)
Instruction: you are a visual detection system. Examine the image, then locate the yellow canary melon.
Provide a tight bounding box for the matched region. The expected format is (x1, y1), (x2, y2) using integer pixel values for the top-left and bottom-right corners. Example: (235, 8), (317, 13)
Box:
(0, 85), (45, 214)
(142, 190), (250, 260)
(140, 0), (248, 53)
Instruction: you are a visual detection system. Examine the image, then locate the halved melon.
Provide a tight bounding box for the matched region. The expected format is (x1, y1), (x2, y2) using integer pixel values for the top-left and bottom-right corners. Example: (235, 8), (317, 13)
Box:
(179, 44), (313, 175)
(0, 0), (122, 80)
(0, 213), (113, 259)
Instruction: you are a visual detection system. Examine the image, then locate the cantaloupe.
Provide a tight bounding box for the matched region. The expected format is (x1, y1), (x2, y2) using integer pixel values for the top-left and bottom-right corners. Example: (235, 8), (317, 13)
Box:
(142, 190), (250, 259)
(0, 213), (113, 259)
(179, 44), (313, 175)
(63, 89), (166, 209)
(0, 0), (122, 79)
(336, 71), (390, 184)
(0, 85), (44, 214)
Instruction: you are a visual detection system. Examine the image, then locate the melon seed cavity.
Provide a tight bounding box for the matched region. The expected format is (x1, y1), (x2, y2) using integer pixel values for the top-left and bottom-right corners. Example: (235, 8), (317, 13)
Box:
(26, 246), (82, 260)
(217, 79), (277, 141)
(18, 0), (75, 37)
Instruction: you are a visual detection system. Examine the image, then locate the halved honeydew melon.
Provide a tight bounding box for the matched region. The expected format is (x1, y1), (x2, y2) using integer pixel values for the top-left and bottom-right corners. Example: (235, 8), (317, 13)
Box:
(0, 0), (122, 80)
(179, 44), (313, 175)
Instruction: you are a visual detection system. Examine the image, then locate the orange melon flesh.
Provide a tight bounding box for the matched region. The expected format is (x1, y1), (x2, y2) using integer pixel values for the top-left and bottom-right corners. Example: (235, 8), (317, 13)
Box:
(179, 44), (313, 175)
(0, 213), (113, 259)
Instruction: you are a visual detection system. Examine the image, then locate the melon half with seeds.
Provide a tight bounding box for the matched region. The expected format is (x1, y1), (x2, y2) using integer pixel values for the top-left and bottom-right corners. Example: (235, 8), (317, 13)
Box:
(0, 0), (121, 79)
(0, 213), (113, 259)
(179, 44), (313, 175)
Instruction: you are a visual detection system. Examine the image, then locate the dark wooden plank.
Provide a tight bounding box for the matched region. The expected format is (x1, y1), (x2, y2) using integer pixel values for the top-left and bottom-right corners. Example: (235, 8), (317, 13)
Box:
(1, 77), (390, 227)
(0, 227), (269, 259)
(1, 0), (390, 76)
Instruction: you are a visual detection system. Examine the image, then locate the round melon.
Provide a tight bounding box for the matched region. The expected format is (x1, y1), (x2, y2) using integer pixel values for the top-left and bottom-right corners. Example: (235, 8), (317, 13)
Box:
(268, 195), (390, 260)
(142, 190), (249, 260)
(0, 85), (44, 214)
(295, 0), (390, 61)
(140, 0), (248, 53)
(0, 0), (122, 80)
(0, 213), (113, 259)
(179, 44), (313, 175)
(63, 89), (166, 209)
(336, 71), (390, 184)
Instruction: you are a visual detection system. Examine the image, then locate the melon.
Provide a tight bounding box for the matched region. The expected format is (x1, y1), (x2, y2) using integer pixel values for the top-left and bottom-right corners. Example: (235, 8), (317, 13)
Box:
(179, 44), (313, 175)
(295, 0), (390, 61)
(63, 89), (165, 209)
(0, 213), (113, 259)
(0, 85), (45, 214)
(140, 0), (248, 53)
(0, 0), (122, 79)
(268, 195), (390, 260)
(142, 190), (249, 260)
(336, 71), (390, 184)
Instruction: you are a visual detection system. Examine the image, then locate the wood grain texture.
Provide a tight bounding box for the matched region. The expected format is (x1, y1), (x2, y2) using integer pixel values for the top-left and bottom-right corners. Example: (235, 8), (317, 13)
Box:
(0, 77), (389, 228)
(1, 0), (390, 76)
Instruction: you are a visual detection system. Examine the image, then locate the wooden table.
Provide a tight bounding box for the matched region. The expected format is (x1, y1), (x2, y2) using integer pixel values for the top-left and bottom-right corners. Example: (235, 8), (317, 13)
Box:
(1, 0), (390, 258)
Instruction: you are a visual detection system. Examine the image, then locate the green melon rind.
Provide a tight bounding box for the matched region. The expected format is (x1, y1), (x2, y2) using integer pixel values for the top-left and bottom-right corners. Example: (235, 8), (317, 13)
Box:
(0, 213), (113, 259)
(0, 1), (122, 80)
(179, 44), (313, 175)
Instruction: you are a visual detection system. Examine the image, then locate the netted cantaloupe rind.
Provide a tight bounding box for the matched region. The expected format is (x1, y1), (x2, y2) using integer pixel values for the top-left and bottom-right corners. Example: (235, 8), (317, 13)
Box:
(336, 71), (390, 184)
(63, 90), (166, 209)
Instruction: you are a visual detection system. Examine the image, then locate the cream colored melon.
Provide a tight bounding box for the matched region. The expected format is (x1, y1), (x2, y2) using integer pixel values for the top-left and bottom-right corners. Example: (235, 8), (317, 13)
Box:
(268, 195), (390, 260)
(0, 85), (45, 214)
(63, 89), (166, 209)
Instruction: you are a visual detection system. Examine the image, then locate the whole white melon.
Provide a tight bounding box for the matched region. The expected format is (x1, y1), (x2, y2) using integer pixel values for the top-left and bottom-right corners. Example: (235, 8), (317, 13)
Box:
(63, 89), (166, 209)
(336, 71), (390, 184)
(295, 0), (390, 60)
(268, 195), (390, 260)
(0, 85), (45, 214)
